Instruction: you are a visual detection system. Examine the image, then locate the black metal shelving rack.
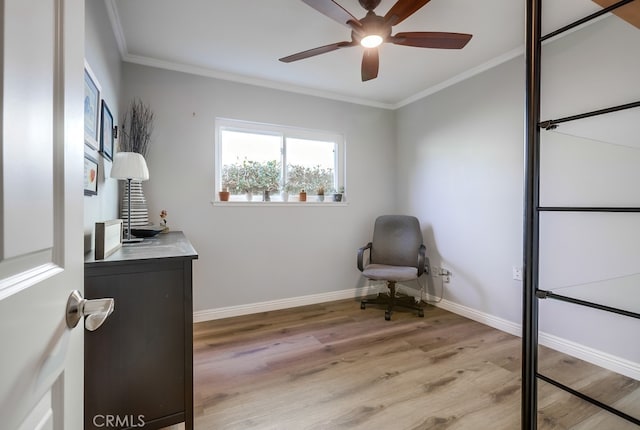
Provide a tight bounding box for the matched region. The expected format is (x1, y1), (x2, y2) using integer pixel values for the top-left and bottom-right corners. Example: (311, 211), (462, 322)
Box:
(522, 0), (640, 428)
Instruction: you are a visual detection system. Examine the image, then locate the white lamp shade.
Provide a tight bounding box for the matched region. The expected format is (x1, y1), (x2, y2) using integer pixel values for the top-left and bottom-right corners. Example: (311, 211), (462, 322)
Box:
(110, 152), (149, 181)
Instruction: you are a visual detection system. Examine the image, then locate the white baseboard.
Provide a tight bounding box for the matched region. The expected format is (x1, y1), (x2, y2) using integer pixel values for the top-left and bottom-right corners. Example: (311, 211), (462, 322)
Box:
(428, 295), (640, 381)
(538, 331), (640, 381)
(193, 285), (379, 323)
(428, 296), (522, 337)
(193, 288), (640, 381)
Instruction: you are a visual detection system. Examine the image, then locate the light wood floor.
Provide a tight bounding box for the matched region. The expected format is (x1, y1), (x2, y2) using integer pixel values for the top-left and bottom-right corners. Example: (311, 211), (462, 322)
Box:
(168, 299), (640, 429)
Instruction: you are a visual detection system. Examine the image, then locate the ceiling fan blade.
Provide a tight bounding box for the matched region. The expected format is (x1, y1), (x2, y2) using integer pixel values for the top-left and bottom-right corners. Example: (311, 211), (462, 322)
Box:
(302, 0), (362, 29)
(391, 32), (472, 49)
(384, 0), (431, 26)
(279, 41), (355, 63)
(361, 48), (379, 81)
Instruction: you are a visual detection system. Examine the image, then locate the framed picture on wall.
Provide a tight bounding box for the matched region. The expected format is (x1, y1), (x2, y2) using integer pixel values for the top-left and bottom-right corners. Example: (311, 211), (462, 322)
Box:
(84, 154), (99, 196)
(84, 63), (101, 150)
(100, 100), (114, 161)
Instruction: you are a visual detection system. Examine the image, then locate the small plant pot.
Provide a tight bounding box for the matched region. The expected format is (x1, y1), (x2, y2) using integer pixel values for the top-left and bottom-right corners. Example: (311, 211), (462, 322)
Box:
(218, 191), (230, 201)
(318, 195), (325, 202)
(299, 191), (307, 202)
(333, 193), (343, 202)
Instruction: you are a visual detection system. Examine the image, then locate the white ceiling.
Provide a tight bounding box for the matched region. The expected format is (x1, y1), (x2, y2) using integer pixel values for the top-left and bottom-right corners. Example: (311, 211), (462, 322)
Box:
(108, 0), (604, 109)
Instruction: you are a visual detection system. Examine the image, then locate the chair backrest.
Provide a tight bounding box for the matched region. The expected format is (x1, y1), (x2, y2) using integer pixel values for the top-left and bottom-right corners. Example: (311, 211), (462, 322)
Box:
(370, 215), (423, 267)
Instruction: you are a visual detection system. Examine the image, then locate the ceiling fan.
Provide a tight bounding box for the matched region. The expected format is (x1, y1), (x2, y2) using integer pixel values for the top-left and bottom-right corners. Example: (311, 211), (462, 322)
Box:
(279, 0), (473, 82)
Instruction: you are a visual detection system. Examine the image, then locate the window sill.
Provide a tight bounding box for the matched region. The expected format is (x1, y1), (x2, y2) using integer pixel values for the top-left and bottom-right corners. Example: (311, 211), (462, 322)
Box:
(210, 201), (349, 207)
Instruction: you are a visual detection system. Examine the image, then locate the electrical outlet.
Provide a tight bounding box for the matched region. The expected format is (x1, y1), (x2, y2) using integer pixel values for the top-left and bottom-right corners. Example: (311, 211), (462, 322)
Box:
(431, 266), (451, 282)
(441, 268), (451, 283)
(512, 266), (523, 281)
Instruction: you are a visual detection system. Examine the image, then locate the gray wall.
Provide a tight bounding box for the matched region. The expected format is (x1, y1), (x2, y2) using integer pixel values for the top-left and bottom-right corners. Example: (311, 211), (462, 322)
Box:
(121, 63), (397, 311)
(396, 56), (525, 324)
(83, 0), (122, 253)
(396, 15), (640, 363)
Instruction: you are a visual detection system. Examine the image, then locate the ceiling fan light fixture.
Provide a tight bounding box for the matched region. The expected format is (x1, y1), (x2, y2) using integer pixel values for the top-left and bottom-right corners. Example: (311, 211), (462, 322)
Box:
(282, 0), (473, 81)
(360, 34), (383, 48)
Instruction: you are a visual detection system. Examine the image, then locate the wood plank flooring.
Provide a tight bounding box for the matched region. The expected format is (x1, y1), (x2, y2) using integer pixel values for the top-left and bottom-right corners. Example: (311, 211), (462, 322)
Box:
(169, 299), (640, 429)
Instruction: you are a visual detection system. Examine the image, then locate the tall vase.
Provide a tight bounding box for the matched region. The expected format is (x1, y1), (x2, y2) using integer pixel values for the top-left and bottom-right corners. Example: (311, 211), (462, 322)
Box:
(120, 180), (149, 227)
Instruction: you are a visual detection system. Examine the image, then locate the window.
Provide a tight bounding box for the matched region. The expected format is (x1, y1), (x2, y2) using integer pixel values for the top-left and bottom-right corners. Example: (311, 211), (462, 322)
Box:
(215, 118), (345, 203)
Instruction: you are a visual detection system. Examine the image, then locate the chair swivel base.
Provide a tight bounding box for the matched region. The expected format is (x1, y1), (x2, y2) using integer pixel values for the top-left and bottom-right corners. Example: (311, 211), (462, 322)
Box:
(360, 283), (424, 321)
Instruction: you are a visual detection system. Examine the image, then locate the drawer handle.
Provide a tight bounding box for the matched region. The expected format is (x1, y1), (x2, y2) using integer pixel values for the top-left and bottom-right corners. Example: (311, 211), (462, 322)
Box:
(65, 290), (115, 331)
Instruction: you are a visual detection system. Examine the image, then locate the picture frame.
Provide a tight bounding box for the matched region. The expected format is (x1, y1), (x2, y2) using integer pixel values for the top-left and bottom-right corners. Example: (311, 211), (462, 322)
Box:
(84, 63), (101, 150)
(84, 154), (99, 196)
(95, 219), (123, 260)
(100, 100), (114, 161)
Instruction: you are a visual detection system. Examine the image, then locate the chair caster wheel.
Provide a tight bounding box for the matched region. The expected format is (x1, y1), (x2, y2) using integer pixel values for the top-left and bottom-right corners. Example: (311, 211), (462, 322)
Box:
(418, 309), (424, 318)
(384, 311), (391, 321)
(360, 302), (366, 310)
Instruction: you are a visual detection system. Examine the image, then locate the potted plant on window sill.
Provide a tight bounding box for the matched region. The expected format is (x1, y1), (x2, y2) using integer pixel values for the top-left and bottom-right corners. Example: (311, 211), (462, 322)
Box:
(218, 187), (230, 202)
(333, 186), (344, 202)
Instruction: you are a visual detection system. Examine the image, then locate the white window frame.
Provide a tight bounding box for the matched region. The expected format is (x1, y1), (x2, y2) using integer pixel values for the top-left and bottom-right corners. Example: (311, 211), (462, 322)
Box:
(214, 118), (346, 204)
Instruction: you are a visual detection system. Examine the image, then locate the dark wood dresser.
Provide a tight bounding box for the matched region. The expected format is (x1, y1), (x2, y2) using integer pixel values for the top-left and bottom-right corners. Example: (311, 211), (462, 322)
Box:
(84, 231), (198, 430)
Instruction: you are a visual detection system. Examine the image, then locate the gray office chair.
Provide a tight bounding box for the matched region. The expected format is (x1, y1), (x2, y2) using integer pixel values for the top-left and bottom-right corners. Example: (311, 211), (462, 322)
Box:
(358, 215), (426, 321)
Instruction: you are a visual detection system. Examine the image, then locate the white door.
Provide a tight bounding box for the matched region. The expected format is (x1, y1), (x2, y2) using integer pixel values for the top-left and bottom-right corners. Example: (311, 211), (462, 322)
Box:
(0, 0), (85, 429)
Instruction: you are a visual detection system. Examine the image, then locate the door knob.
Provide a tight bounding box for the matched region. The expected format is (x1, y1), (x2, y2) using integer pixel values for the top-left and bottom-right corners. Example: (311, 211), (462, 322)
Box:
(65, 290), (114, 331)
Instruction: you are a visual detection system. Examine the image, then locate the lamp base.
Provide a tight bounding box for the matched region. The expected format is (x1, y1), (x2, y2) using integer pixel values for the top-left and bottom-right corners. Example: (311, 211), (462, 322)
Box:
(122, 237), (144, 244)
(122, 178), (144, 245)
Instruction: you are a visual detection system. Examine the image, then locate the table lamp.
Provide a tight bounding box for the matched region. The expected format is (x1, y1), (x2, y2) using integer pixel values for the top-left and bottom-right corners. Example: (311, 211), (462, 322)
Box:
(111, 152), (149, 243)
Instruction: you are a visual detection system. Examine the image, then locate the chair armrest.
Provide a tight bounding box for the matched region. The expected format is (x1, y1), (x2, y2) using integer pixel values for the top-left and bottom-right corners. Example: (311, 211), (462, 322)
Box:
(417, 244), (426, 277)
(357, 242), (372, 272)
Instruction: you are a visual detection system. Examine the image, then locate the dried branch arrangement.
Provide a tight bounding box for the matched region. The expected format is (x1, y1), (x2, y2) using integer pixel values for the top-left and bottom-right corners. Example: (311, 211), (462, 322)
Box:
(119, 98), (154, 156)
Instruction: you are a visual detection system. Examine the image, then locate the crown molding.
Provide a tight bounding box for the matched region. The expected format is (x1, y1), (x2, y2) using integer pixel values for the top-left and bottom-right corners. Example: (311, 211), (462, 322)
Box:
(121, 53), (396, 109)
(393, 46), (525, 109)
(104, 0), (128, 58)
